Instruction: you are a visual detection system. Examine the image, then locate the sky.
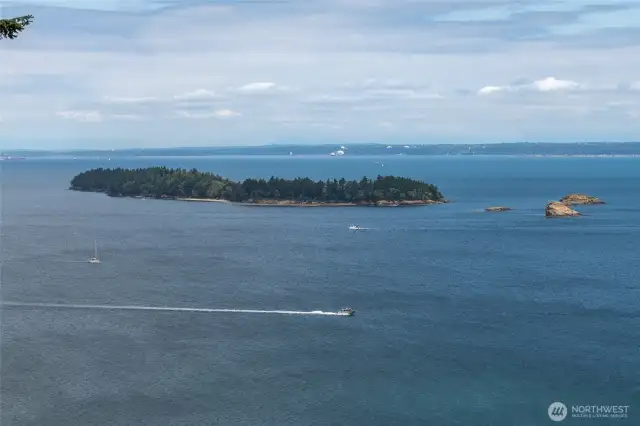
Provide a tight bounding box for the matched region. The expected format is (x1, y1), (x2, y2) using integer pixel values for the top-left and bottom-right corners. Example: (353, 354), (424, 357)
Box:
(1, 0), (640, 149)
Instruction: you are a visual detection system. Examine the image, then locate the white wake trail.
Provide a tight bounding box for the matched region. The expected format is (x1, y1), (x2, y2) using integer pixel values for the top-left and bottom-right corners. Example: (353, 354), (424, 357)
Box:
(2, 302), (343, 316)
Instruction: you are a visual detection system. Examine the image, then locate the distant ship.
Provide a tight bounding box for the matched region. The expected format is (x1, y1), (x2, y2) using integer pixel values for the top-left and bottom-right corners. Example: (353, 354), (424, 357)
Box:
(348, 224), (362, 230)
(338, 307), (355, 316)
(0, 154), (26, 161)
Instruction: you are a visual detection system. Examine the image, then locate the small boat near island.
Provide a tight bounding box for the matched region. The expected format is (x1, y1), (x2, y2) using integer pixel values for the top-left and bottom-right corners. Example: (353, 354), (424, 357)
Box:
(88, 240), (101, 264)
(337, 307), (356, 316)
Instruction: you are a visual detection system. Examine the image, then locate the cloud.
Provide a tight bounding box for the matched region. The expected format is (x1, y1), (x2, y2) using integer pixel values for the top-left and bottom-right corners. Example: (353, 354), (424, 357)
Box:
(478, 77), (580, 95)
(306, 78), (442, 105)
(478, 86), (504, 95)
(237, 82), (277, 93)
(102, 96), (158, 104)
(214, 109), (241, 118)
(533, 77), (580, 91)
(176, 109), (241, 119)
(2, 0), (640, 147)
(173, 89), (219, 100)
(56, 110), (104, 122)
(110, 114), (144, 121)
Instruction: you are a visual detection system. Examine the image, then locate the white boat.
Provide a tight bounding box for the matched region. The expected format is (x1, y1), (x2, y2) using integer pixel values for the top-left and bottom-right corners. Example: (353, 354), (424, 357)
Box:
(348, 225), (362, 230)
(338, 307), (355, 316)
(88, 240), (101, 264)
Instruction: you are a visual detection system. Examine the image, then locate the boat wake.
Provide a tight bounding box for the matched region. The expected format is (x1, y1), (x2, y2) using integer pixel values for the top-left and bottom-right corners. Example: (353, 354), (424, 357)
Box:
(1, 302), (344, 316)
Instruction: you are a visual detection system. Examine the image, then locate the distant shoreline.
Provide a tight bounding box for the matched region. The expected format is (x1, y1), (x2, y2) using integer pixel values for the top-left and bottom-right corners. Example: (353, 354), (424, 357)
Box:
(10, 141), (640, 158)
(175, 198), (231, 203)
(12, 153), (640, 161)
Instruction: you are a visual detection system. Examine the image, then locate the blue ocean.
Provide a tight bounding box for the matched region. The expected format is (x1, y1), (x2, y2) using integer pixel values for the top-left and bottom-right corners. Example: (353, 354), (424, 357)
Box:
(1, 155), (638, 425)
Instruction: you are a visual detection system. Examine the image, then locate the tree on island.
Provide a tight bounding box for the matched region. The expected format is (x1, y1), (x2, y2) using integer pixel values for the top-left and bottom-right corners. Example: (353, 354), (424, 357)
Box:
(0, 15), (34, 40)
(69, 167), (445, 204)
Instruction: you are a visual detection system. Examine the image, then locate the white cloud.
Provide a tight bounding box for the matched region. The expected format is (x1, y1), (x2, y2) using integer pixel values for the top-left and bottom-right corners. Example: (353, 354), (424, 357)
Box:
(214, 109), (241, 118)
(234, 82), (294, 95)
(102, 96), (158, 104)
(56, 110), (104, 122)
(533, 77), (579, 92)
(478, 86), (505, 95)
(111, 114), (144, 121)
(365, 88), (442, 99)
(173, 89), (218, 100)
(175, 109), (241, 119)
(237, 82), (277, 93)
(478, 77), (580, 95)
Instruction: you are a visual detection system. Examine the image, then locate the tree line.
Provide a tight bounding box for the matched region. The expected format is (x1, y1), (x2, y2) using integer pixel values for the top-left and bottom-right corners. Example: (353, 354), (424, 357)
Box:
(70, 167), (445, 203)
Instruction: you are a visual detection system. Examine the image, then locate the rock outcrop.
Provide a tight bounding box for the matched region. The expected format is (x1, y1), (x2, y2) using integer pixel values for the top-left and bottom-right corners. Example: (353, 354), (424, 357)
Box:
(559, 193), (604, 205)
(545, 201), (581, 217)
(485, 206), (512, 212)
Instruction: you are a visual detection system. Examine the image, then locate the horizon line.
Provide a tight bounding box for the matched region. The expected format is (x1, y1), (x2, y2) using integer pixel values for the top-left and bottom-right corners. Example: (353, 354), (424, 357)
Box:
(3, 141), (640, 153)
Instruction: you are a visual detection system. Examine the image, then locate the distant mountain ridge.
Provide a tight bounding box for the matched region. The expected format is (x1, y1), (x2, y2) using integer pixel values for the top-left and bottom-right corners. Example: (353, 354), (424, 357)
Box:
(5, 142), (640, 157)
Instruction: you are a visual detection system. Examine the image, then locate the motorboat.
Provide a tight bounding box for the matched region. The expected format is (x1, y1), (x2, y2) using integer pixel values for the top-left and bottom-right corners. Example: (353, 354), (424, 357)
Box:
(348, 225), (362, 230)
(338, 307), (355, 316)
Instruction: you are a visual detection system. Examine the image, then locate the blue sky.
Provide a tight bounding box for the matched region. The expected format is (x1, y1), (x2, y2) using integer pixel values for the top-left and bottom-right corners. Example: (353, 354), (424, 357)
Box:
(1, 0), (640, 149)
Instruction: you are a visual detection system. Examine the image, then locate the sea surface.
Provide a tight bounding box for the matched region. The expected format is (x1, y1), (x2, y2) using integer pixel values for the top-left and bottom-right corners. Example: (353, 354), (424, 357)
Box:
(1, 155), (639, 425)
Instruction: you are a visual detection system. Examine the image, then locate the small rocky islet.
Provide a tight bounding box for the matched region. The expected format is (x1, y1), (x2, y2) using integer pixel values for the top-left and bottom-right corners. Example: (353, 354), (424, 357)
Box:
(558, 193), (605, 206)
(482, 193), (604, 217)
(545, 193), (605, 217)
(485, 206), (513, 212)
(545, 201), (581, 217)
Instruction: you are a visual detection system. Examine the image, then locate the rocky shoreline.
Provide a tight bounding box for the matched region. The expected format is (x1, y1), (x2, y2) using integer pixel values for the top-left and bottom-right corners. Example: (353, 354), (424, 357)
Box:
(177, 198), (447, 207)
(76, 192), (448, 206)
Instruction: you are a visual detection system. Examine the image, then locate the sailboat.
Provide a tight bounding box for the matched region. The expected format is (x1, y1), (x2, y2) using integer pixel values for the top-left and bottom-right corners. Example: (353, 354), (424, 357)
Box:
(88, 240), (101, 264)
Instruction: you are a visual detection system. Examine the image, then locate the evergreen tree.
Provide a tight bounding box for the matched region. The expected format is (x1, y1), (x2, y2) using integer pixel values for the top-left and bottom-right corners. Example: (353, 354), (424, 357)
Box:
(0, 15), (33, 40)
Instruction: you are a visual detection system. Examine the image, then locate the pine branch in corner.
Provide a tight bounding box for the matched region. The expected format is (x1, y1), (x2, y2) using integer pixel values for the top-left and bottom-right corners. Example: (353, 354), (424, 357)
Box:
(0, 15), (34, 40)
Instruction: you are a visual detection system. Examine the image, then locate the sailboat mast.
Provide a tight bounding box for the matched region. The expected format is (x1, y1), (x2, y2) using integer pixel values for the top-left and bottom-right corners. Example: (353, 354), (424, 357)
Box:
(94, 240), (98, 259)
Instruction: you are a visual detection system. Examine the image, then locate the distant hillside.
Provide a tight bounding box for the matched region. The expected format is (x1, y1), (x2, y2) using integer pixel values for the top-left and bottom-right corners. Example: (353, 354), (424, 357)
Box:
(7, 142), (640, 157)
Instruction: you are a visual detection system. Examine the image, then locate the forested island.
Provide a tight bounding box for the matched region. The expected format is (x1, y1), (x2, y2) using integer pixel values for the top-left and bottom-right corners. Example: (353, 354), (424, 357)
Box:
(69, 167), (445, 206)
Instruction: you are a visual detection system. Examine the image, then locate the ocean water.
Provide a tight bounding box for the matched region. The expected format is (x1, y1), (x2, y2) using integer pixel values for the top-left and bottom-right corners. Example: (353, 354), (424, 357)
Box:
(1, 155), (638, 425)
